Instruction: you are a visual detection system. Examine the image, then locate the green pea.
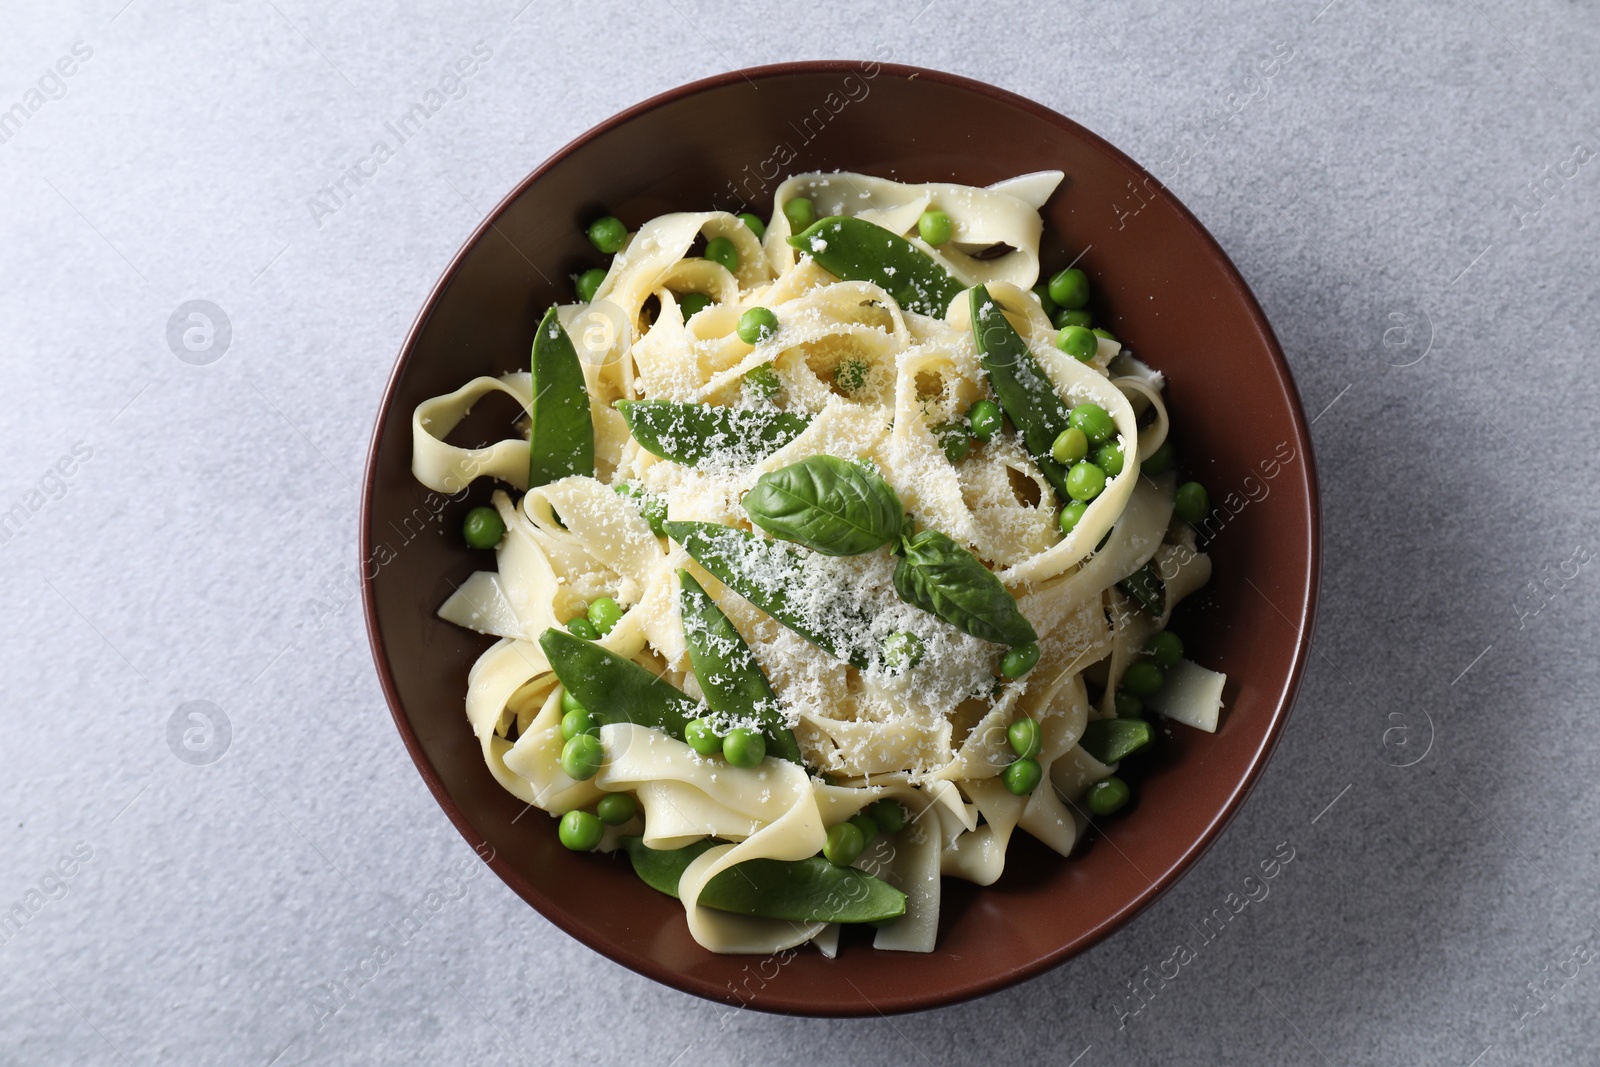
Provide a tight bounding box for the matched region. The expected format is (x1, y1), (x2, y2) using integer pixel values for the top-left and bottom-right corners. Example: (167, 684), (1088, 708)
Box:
(567, 616), (600, 641)
(849, 812), (880, 846)
(1147, 631), (1184, 669)
(1053, 307), (1093, 330)
(738, 212), (766, 241)
(558, 809), (604, 850)
(1066, 461), (1107, 502)
(967, 399), (1003, 442)
(678, 291), (712, 318)
(869, 799), (908, 833)
(744, 363), (780, 399)
(1142, 440), (1175, 476)
(560, 733), (604, 781)
(1055, 324), (1098, 363)
(1008, 717), (1042, 759)
(575, 267), (607, 303)
(940, 425), (972, 462)
(560, 708), (598, 741)
(1122, 660), (1166, 697)
(835, 358), (868, 393)
(1047, 267), (1090, 309)
(703, 236), (739, 274)
(1000, 642), (1041, 678)
(882, 631), (925, 671)
(684, 717), (722, 756)
(823, 821), (865, 866)
(462, 506), (505, 549)
(1032, 283), (1058, 317)
(1092, 327), (1118, 342)
(1088, 776), (1131, 816)
(614, 484), (667, 536)
(1058, 500), (1088, 535)
(587, 216), (627, 254)
(1094, 440), (1125, 477)
(1069, 403), (1115, 445)
(1051, 426), (1089, 465)
(1003, 757), (1043, 795)
(560, 688), (586, 716)
(737, 306), (779, 344)
(596, 793), (638, 826)
(722, 727), (766, 768)
(918, 209), (953, 246)
(783, 197), (816, 232)
(587, 596), (623, 636)
(1114, 691), (1144, 718)
(1174, 481), (1210, 524)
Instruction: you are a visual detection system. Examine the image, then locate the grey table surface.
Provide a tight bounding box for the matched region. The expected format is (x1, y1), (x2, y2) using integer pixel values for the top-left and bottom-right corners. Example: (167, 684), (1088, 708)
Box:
(4, 0), (1598, 1063)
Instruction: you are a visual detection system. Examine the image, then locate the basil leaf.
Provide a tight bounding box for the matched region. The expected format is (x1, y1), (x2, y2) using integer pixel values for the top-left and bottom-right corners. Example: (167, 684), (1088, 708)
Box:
(742, 456), (904, 557)
(892, 529), (1038, 646)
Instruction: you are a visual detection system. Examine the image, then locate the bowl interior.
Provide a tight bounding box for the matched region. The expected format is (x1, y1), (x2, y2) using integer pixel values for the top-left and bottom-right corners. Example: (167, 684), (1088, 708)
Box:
(362, 62), (1318, 1016)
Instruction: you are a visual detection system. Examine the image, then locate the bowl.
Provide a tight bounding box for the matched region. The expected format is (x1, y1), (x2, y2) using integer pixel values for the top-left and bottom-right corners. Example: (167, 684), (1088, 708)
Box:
(361, 61), (1320, 1016)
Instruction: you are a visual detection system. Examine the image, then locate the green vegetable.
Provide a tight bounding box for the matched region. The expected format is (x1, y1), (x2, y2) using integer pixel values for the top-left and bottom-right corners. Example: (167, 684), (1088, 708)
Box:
(849, 812), (879, 845)
(967, 399), (1003, 442)
(677, 291), (712, 318)
(789, 216), (964, 317)
(782, 197), (815, 232)
(1118, 562), (1165, 616)
(743, 363), (780, 399)
(462, 506), (505, 549)
(613, 483), (666, 536)
(615, 399), (810, 467)
(684, 717), (722, 756)
(1114, 691), (1143, 719)
(1047, 267), (1090, 309)
(567, 617), (599, 640)
(737, 306), (779, 344)
(1147, 630), (1184, 669)
(938, 423), (972, 462)
(1056, 325), (1098, 362)
(1003, 757), (1042, 795)
(834, 357), (869, 393)
(559, 810), (604, 850)
(1053, 307), (1093, 330)
(560, 689), (586, 716)
(869, 800), (908, 833)
(918, 209), (953, 245)
(587, 596), (623, 635)
(1174, 481), (1210, 524)
(678, 569), (804, 766)
(703, 236), (738, 273)
(587, 216), (626, 254)
(575, 267), (607, 303)
(1069, 403), (1115, 445)
(1080, 718), (1153, 763)
(667, 521), (876, 668)
(1066, 461), (1107, 502)
(1032, 283), (1058, 317)
(560, 734), (603, 781)
(622, 837), (907, 923)
(742, 456), (904, 557)
(1058, 501), (1088, 535)
(529, 307), (596, 487)
(1000, 642), (1041, 678)
(1092, 327), (1118, 342)
(596, 793), (638, 826)
(737, 212), (766, 240)
(539, 628), (702, 741)
(1122, 660), (1165, 697)
(1088, 776), (1131, 816)
(893, 528), (1038, 647)
(823, 822), (865, 866)
(968, 286), (1073, 497)
(881, 631), (925, 671)
(1008, 717), (1042, 759)
(1142, 440), (1175, 476)
(1051, 427), (1088, 465)
(1094, 441), (1125, 477)
(722, 728), (766, 768)
(560, 708), (598, 741)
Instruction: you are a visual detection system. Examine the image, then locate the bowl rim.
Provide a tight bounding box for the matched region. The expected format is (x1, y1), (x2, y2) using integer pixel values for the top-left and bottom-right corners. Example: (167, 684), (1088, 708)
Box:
(361, 59), (1322, 1015)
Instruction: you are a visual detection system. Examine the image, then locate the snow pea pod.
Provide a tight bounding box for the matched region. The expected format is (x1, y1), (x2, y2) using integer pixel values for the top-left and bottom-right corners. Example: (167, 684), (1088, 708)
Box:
(529, 306), (595, 486)
(1079, 718), (1153, 764)
(621, 837), (907, 924)
(677, 570), (805, 767)
(538, 629), (700, 741)
(614, 400), (810, 468)
(968, 286), (1073, 497)
(787, 216), (965, 317)
(664, 521), (875, 669)
(1117, 562), (1166, 616)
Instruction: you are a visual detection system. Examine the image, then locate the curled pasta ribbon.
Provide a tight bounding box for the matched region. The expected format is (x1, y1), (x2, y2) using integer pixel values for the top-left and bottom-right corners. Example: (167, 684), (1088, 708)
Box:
(412, 373), (532, 493)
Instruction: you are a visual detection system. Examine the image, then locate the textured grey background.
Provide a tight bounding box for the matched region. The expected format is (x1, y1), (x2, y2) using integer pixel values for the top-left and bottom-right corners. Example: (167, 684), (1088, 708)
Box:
(2, 0), (1597, 1063)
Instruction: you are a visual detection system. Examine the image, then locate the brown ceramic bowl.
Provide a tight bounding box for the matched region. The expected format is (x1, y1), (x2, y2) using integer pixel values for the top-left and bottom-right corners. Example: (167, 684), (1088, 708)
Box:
(362, 61), (1319, 1016)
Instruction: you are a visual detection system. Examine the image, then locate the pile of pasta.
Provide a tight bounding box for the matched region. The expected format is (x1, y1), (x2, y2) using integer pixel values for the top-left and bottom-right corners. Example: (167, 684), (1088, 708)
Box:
(412, 171), (1225, 955)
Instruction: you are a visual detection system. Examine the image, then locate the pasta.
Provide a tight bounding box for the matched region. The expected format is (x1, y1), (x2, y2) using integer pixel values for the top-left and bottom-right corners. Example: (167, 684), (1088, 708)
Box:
(412, 171), (1226, 955)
